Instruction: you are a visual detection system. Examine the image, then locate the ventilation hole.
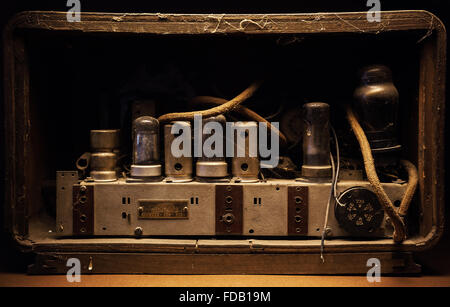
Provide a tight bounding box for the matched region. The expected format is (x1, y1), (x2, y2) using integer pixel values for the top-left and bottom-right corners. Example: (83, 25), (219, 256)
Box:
(296, 228), (301, 233)
(258, 198), (261, 205)
(254, 198), (257, 205)
(225, 196), (233, 204)
(394, 200), (401, 207)
(241, 163), (248, 171)
(127, 197), (131, 204)
(102, 227), (107, 231)
(276, 187), (280, 191)
(122, 212), (127, 219)
(316, 228), (320, 232)
(296, 207), (301, 213)
(174, 163), (183, 171)
(80, 214), (87, 223)
(249, 229), (254, 234)
(295, 216), (301, 223)
(122, 197), (126, 205)
(190, 197), (194, 205)
(195, 197), (199, 205)
(61, 187), (65, 190)
(295, 196), (302, 204)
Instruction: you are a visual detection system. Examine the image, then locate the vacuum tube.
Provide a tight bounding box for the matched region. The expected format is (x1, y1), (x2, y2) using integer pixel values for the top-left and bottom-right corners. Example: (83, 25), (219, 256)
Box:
(130, 116), (162, 179)
(301, 102), (332, 179)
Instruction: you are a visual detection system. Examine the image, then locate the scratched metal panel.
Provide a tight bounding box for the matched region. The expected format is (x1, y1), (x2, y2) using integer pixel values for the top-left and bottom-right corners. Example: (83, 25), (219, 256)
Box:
(243, 183), (287, 236)
(93, 180), (215, 236)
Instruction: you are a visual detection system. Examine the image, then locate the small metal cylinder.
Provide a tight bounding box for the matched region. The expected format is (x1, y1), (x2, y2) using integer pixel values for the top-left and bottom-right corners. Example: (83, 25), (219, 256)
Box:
(90, 130), (120, 152)
(301, 102), (332, 179)
(231, 122), (259, 182)
(130, 116), (162, 178)
(90, 152), (117, 181)
(89, 130), (120, 181)
(196, 115), (228, 178)
(164, 122), (193, 182)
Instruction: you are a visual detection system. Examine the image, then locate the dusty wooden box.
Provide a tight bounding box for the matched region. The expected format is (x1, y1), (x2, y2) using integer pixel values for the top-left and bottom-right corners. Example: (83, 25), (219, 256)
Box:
(3, 10), (446, 274)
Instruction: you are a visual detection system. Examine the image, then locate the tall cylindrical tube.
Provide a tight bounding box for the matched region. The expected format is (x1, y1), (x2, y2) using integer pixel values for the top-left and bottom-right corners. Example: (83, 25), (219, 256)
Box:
(130, 116), (162, 178)
(196, 115), (228, 178)
(231, 121), (259, 182)
(353, 65), (401, 166)
(301, 102), (332, 179)
(164, 121), (193, 182)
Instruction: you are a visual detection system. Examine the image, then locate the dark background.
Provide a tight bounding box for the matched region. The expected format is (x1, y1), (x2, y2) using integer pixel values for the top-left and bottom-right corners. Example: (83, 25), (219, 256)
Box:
(0, 0), (448, 274)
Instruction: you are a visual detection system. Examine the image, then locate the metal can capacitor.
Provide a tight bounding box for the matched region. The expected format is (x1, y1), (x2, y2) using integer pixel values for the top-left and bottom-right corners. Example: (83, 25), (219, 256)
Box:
(231, 121), (259, 182)
(196, 115), (228, 179)
(89, 129), (120, 182)
(164, 121), (193, 182)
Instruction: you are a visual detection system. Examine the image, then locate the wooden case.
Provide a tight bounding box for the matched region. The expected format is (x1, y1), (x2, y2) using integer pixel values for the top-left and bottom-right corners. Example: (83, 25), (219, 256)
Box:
(3, 10), (446, 274)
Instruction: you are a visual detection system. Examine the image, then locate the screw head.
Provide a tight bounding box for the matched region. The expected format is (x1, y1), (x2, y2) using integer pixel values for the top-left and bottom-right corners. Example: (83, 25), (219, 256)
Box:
(135, 227), (143, 236)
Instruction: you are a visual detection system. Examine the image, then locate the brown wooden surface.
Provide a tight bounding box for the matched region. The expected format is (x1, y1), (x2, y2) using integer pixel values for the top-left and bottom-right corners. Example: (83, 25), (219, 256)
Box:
(5, 10), (446, 35)
(27, 252), (420, 275)
(2, 273), (450, 287)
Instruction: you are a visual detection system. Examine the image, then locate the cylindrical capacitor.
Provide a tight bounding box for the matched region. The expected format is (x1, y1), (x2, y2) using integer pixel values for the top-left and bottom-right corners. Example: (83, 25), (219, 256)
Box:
(196, 115), (228, 178)
(90, 129), (120, 152)
(164, 121), (193, 182)
(89, 129), (120, 181)
(231, 121), (259, 182)
(90, 152), (118, 181)
(130, 116), (162, 178)
(301, 102), (332, 179)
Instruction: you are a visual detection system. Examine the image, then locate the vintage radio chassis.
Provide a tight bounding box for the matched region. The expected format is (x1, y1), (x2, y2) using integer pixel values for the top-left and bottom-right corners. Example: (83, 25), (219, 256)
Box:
(3, 10), (446, 274)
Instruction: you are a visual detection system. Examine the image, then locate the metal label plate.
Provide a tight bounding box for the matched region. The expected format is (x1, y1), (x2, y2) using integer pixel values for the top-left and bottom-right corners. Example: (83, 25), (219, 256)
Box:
(137, 200), (188, 219)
